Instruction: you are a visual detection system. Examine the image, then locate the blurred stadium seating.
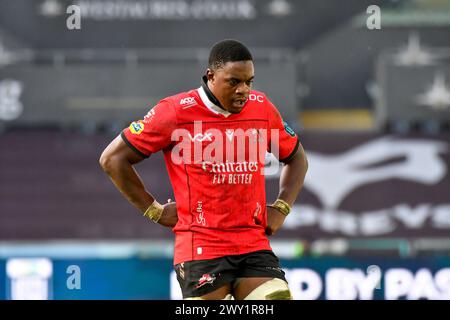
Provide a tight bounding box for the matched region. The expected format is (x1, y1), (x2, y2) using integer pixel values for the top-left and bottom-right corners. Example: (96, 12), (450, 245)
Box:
(1, 0), (450, 300)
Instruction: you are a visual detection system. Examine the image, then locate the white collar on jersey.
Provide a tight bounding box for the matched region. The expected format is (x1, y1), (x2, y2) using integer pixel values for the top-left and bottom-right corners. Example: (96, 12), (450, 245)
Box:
(197, 86), (232, 118)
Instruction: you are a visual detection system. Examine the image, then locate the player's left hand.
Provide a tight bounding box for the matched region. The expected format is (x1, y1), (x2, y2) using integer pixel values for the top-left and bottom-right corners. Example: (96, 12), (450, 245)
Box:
(265, 206), (287, 236)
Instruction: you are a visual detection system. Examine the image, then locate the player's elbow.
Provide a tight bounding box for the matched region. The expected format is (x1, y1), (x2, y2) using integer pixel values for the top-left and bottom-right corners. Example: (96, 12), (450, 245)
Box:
(301, 150), (309, 173)
(99, 149), (115, 174)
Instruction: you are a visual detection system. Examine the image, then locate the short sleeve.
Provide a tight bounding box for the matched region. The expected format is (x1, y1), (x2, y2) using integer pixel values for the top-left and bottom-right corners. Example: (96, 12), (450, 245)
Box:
(267, 99), (300, 163)
(121, 100), (177, 158)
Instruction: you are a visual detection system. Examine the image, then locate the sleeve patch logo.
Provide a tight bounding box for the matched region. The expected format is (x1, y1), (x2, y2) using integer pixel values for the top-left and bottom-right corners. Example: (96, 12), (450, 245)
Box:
(283, 121), (296, 137)
(129, 121), (145, 135)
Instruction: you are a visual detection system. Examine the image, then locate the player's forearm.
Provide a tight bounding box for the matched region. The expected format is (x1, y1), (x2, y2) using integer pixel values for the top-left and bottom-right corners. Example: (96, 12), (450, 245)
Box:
(277, 145), (308, 206)
(100, 156), (154, 213)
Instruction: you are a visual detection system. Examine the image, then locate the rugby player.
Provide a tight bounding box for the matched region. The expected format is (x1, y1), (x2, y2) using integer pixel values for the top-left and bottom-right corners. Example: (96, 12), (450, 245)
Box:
(100, 39), (308, 300)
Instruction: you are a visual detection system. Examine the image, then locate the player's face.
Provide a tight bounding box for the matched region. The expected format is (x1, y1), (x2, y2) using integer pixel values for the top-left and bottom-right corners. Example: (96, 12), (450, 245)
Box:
(207, 60), (254, 114)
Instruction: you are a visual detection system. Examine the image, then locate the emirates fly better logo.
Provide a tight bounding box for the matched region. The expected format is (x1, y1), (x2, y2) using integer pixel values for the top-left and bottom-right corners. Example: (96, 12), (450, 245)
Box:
(168, 120), (290, 185)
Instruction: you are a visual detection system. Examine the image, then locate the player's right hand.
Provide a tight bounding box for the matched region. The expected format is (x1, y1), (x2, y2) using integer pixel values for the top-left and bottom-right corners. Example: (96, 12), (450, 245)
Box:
(158, 199), (178, 228)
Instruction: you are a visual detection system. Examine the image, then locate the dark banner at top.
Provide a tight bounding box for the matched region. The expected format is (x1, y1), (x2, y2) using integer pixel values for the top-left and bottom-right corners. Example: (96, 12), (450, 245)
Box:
(0, 0), (392, 49)
(61, 0), (258, 21)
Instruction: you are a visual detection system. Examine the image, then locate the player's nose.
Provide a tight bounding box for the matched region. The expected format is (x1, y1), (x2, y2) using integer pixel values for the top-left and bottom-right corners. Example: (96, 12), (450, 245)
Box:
(235, 82), (250, 96)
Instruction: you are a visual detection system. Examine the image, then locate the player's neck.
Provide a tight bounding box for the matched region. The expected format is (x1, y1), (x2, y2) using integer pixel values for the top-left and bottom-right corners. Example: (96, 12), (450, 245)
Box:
(201, 76), (226, 111)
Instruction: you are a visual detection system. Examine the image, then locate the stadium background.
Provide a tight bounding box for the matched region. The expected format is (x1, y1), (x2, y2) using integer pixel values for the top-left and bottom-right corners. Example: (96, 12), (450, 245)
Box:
(1, 0), (450, 300)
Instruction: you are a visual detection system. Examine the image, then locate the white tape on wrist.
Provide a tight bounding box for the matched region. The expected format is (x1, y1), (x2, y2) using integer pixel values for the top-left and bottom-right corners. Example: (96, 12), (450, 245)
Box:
(143, 200), (164, 223)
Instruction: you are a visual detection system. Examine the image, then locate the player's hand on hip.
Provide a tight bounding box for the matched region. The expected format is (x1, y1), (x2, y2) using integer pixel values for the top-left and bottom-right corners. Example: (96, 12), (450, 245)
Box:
(265, 206), (287, 236)
(158, 199), (178, 228)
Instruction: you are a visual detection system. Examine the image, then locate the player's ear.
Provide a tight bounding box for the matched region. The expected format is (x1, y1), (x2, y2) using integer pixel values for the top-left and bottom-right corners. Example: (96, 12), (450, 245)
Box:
(206, 68), (215, 82)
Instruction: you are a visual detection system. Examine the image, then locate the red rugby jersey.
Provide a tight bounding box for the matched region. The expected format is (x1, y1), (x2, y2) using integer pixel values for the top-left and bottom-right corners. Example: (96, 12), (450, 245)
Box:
(122, 83), (299, 265)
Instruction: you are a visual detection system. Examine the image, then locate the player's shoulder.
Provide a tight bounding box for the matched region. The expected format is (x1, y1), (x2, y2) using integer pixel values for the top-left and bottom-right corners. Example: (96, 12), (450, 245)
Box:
(247, 90), (277, 116)
(141, 93), (186, 125)
(162, 89), (199, 111)
(247, 90), (276, 110)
